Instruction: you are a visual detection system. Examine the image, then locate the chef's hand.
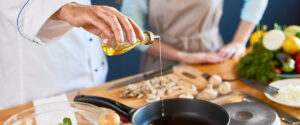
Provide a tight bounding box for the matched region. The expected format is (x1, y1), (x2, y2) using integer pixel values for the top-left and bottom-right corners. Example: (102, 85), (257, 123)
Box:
(218, 42), (246, 59)
(178, 52), (225, 64)
(51, 2), (144, 44)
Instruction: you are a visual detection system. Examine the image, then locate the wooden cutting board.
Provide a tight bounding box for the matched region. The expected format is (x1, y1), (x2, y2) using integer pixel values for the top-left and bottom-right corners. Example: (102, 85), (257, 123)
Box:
(79, 65), (239, 109)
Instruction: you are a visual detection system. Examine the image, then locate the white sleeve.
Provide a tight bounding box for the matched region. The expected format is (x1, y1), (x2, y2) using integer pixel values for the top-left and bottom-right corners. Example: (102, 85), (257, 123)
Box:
(241, 0), (268, 24)
(0, 0), (76, 44)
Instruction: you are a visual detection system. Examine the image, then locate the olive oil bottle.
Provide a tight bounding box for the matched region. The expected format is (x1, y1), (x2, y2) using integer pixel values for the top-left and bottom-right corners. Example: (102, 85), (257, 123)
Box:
(101, 31), (160, 56)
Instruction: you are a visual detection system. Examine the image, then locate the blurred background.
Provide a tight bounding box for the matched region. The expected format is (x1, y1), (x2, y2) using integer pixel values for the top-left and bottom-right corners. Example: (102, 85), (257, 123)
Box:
(92, 0), (300, 81)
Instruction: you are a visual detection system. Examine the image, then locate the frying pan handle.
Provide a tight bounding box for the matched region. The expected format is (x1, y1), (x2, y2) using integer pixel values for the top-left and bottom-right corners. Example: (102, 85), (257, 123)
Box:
(74, 95), (135, 120)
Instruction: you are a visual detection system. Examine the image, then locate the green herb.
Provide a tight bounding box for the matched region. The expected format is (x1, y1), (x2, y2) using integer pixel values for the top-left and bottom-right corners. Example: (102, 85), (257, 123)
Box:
(296, 32), (300, 39)
(59, 117), (72, 125)
(237, 39), (279, 84)
(274, 23), (282, 30)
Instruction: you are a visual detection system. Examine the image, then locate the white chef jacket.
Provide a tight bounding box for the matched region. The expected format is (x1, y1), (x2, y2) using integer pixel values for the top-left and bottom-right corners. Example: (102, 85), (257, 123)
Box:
(0, 0), (108, 110)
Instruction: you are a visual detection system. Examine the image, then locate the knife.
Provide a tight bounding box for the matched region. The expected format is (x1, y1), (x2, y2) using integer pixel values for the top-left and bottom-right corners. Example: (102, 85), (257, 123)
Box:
(106, 66), (174, 90)
(243, 94), (300, 125)
(241, 78), (279, 95)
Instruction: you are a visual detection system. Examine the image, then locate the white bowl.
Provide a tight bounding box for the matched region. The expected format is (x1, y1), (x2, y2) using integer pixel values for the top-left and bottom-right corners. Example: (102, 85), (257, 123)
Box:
(5, 102), (107, 125)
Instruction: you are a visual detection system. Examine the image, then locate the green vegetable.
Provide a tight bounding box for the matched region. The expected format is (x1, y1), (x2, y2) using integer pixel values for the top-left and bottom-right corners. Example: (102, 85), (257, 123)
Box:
(274, 23), (282, 30)
(237, 40), (279, 84)
(59, 117), (72, 125)
(296, 32), (300, 39)
(282, 58), (295, 72)
(284, 25), (300, 36)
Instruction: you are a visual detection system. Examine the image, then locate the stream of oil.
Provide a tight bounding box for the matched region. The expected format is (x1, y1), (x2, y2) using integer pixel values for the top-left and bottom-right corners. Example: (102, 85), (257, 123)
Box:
(158, 38), (165, 118)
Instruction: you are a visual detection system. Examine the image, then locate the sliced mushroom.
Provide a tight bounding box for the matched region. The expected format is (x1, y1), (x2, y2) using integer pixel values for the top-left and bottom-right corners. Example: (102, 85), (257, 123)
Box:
(121, 76), (182, 102)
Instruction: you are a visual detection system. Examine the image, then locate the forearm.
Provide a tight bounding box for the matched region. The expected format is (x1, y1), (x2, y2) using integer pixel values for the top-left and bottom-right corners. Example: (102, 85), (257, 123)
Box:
(146, 40), (184, 62)
(232, 20), (256, 44)
(147, 40), (225, 64)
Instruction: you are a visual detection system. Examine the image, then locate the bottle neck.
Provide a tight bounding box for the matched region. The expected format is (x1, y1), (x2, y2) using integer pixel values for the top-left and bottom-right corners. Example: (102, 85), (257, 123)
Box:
(143, 31), (160, 45)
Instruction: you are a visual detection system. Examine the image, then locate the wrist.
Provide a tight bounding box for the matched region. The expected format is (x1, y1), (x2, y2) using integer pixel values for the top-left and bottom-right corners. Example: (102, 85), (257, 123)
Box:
(177, 51), (189, 63)
(231, 40), (247, 45)
(50, 2), (79, 21)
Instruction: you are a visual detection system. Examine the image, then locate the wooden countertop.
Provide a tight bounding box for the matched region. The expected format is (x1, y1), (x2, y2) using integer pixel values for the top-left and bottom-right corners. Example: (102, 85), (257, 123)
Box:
(1, 58), (300, 124)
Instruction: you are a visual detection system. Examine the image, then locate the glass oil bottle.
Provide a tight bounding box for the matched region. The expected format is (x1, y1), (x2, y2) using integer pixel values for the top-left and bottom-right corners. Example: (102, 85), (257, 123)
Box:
(101, 31), (160, 56)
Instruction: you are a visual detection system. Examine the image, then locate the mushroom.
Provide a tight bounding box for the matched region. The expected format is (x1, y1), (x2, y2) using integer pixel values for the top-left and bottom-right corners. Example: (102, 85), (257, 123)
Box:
(190, 85), (198, 95)
(99, 111), (120, 125)
(178, 92), (194, 99)
(121, 76), (183, 103)
(218, 82), (232, 95)
(196, 84), (218, 100)
(146, 94), (161, 103)
(208, 75), (222, 87)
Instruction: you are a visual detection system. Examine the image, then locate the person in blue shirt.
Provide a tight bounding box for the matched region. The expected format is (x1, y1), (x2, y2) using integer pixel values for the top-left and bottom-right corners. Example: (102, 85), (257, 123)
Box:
(121, 0), (268, 72)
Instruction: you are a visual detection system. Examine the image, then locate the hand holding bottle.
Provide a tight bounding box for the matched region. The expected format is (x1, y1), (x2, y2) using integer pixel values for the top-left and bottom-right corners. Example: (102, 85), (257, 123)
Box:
(51, 2), (145, 44)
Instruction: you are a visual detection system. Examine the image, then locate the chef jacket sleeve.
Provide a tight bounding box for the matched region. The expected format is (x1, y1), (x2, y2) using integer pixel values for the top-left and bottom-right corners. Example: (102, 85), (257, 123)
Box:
(121, 0), (149, 52)
(0, 0), (76, 44)
(241, 0), (268, 24)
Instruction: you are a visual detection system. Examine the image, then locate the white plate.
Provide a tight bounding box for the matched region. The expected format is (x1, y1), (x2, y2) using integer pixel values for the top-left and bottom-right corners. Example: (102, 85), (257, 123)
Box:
(265, 79), (300, 108)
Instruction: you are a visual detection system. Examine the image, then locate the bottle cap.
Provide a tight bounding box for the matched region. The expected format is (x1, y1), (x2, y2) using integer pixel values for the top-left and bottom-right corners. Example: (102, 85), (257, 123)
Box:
(144, 31), (160, 45)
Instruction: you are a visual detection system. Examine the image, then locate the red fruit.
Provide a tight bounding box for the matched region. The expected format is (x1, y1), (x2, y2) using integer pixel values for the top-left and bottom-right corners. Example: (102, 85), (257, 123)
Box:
(294, 52), (300, 73)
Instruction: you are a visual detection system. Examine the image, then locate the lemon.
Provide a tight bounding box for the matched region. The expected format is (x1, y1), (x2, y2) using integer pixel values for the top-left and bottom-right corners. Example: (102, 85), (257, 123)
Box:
(250, 31), (264, 46)
(283, 36), (300, 54)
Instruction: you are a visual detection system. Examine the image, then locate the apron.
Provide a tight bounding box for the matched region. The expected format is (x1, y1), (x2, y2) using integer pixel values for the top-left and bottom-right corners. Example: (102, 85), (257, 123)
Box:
(140, 0), (224, 72)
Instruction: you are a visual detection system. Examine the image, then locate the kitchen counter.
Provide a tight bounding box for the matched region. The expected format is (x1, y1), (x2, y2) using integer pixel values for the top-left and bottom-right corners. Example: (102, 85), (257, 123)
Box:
(1, 58), (300, 124)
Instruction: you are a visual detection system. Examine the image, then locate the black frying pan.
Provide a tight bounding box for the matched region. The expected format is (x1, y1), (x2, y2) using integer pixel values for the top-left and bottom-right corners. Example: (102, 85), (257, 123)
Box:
(74, 95), (230, 125)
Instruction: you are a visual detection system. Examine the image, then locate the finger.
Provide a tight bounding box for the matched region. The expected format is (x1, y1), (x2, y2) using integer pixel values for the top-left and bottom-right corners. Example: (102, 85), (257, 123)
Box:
(101, 6), (137, 44)
(206, 55), (224, 63)
(224, 48), (236, 59)
(118, 16), (136, 44)
(218, 49), (227, 58)
(95, 7), (124, 42)
(86, 15), (114, 38)
(128, 18), (145, 41)
(233, 49), (245, 58)
(214, 56), (225, 63)
(83, 24), (115, 46)
(224, 50), (234, 59)
(218, 48), (228, 57)
(83, 24), (103, 36)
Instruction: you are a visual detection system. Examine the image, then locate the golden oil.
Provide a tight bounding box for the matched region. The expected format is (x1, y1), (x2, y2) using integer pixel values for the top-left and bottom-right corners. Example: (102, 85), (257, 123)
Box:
(101, 31), (159, 56)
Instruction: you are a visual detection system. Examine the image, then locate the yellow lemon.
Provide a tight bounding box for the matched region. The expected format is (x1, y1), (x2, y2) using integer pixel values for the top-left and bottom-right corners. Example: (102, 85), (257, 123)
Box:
(283, 36), (300, 54)
(250, 31), (265, 46)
